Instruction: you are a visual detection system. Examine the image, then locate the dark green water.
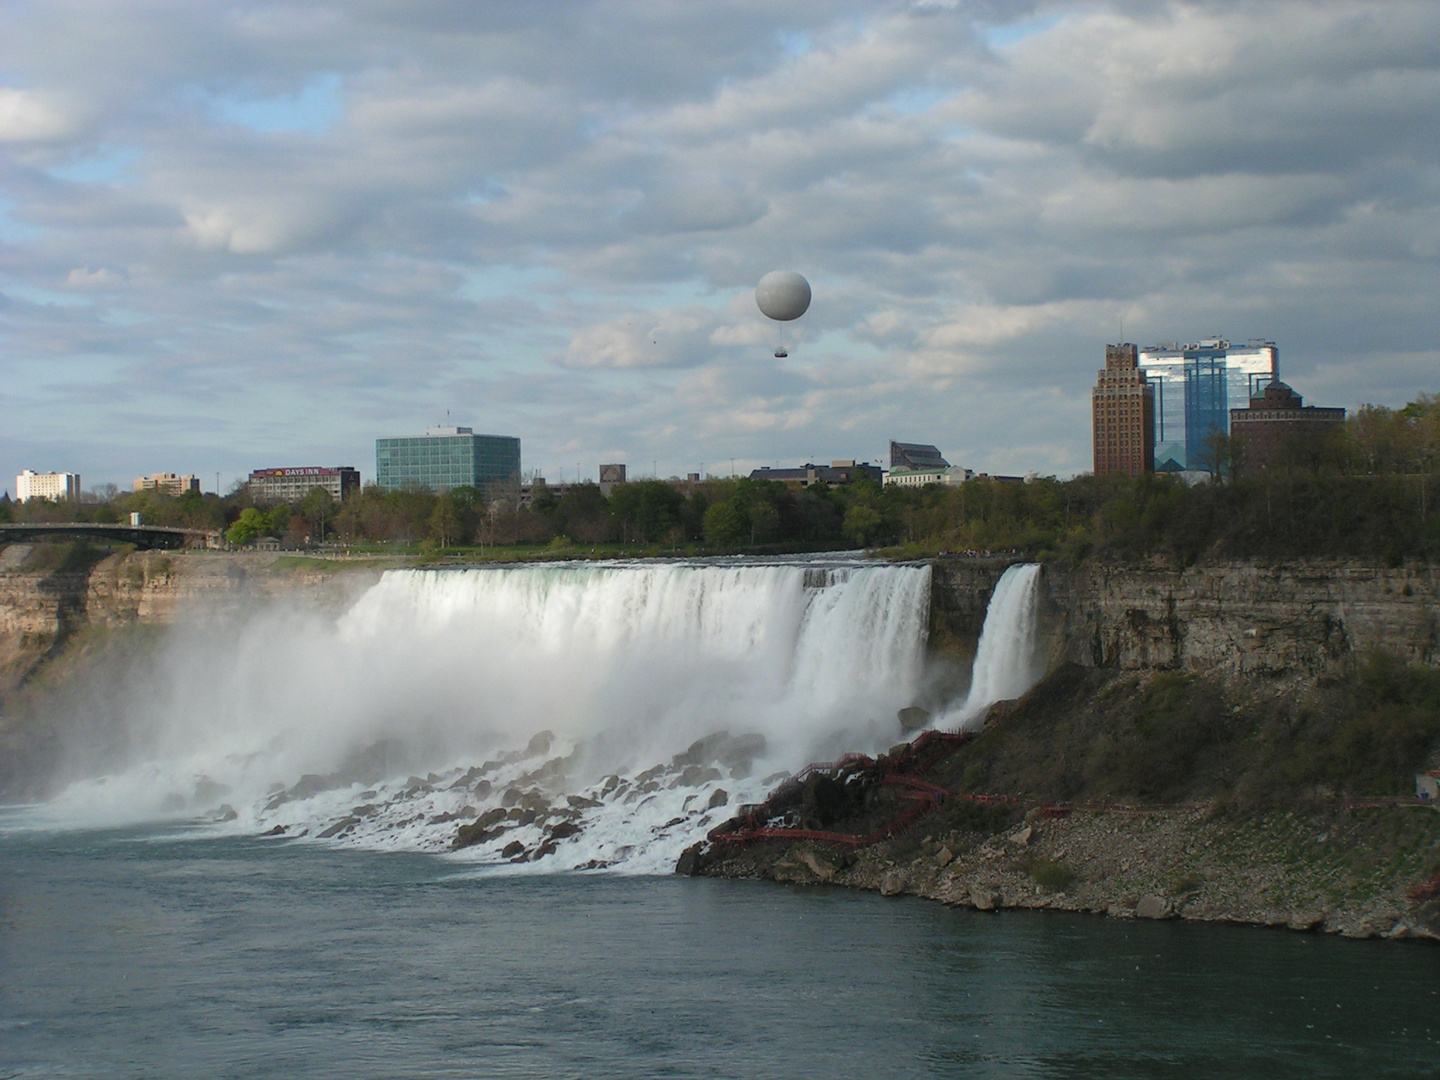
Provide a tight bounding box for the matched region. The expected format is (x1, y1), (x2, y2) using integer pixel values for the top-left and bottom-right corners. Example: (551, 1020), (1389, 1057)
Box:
(1, 826), (1436, 1079)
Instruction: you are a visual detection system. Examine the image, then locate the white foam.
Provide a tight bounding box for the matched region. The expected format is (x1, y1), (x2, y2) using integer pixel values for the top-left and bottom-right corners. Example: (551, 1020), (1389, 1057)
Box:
(39, 559), (937, 871)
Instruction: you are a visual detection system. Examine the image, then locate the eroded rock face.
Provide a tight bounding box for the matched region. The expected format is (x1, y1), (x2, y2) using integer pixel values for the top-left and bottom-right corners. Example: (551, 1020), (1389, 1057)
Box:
(1035, 562), (1440, 677)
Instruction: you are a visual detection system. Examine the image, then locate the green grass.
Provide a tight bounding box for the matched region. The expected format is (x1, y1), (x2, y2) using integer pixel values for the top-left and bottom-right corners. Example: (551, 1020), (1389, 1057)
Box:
(1028, 857), (1077, 892)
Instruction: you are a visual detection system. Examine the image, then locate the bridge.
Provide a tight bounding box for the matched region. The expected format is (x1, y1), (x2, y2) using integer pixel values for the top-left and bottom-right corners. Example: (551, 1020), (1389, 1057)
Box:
(0, 522), (221, 550)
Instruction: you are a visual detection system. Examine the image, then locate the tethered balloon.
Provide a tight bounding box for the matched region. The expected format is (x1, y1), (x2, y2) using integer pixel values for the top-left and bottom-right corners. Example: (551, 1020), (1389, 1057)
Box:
(755, 271), (810, 357)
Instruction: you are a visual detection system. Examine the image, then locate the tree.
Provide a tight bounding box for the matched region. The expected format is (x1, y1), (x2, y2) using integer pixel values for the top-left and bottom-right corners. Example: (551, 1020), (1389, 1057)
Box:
(429, 492), (463, 547)
(748, 501), (780, 544)
(610, 481), (683, 544)
(226, 507), (267, 546)
(299, 487), (336, 543)
(551, 483), (614, 543)
(702, 501), (748, 547)
(842, 504), (883, 548)
(1196, 431), (1235, 481)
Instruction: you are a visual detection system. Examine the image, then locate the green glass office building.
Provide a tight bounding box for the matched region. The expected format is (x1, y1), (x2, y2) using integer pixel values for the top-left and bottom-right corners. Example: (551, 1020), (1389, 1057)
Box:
(375, 427), (521, 492)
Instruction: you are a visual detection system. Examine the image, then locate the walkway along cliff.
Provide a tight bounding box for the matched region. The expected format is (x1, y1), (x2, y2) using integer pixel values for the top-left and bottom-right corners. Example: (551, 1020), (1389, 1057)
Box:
(685, 557), (1440, 942)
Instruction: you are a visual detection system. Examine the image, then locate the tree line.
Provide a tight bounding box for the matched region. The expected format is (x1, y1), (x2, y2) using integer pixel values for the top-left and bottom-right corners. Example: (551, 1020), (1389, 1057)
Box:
(2, 392), (1435, 562)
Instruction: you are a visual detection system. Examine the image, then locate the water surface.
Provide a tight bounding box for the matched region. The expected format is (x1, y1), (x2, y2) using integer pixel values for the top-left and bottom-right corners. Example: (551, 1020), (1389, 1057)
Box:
(1, 826), (1436, 1079)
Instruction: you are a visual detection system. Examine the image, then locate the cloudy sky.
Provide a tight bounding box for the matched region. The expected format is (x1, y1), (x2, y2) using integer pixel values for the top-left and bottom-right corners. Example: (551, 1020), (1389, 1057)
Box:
(2, 0), (1438, 491)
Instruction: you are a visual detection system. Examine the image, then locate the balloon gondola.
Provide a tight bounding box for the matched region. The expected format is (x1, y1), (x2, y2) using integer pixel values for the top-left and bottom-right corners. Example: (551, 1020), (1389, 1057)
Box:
(755, 271), (810, 358)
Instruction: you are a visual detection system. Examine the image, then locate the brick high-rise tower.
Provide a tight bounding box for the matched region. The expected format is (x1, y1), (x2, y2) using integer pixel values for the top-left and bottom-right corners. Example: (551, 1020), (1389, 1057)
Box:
(1092, 343), (1155, 477)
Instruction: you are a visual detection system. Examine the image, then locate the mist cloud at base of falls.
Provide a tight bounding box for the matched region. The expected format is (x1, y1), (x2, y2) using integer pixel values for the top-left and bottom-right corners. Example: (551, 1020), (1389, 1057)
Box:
(27, 560), (944, 871)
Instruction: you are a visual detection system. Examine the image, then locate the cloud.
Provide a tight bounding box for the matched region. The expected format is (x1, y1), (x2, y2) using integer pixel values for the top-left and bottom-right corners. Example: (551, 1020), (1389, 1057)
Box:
(0, 0), (1438, 488)
(0, 88), (79, 143)
(564, 305), (747, 369)
(64, 266), (125, 288)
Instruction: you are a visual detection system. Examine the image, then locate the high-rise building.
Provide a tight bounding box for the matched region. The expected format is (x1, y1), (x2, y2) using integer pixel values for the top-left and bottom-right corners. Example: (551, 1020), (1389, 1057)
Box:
(1092, 343), (1155, 478)
(16, 469), (81, 502)
(1230, 381), (1346, 473)
(889, 441), (949, 470)
(374, 427), (521, 493)
(134, 473), (200, 496)
(1138, 339), (1277, 471)
(248, 466), (361, 503)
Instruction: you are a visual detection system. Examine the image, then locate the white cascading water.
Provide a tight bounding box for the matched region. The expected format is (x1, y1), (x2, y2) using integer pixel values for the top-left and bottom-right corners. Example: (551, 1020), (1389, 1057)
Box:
(31, 558), (1045, 872)
(941, 563), (1044, 730)
(35, 560), (935, 872)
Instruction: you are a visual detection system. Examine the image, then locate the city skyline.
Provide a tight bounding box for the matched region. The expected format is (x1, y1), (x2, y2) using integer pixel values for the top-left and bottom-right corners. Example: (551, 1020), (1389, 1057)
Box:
(3, 2), (1439, 491)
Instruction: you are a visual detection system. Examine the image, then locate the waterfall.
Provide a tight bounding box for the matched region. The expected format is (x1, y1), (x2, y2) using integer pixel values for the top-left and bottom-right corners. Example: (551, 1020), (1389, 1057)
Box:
(36, 559), (934, 872)
(944, 563), (1044, 731)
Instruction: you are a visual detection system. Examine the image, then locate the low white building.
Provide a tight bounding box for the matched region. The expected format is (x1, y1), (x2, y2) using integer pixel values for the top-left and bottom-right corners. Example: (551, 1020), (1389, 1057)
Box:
(16, 469), (81, 502)
(883, 466), (973, 489)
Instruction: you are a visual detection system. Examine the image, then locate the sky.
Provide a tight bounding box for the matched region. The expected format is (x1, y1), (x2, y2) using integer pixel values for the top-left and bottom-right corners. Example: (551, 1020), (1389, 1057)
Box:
(2, 0), (1439, 493)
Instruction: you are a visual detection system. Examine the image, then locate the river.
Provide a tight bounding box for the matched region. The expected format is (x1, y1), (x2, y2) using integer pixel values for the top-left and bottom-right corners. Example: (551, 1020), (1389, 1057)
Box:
(2, 823), (1435, 1079)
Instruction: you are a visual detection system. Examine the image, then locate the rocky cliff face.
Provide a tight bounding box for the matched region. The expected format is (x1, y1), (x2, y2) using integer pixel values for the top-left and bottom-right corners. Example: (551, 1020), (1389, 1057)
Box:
(0, 548), (379, 700)
(926, 558), (1012, 662)
(931, 559), (1440, 678)
(1047, 561), (1439, 677)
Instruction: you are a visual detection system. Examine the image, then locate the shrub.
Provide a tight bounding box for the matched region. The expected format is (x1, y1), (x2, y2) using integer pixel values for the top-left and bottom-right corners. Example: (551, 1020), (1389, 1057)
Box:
(1029, 857), (1076, 892)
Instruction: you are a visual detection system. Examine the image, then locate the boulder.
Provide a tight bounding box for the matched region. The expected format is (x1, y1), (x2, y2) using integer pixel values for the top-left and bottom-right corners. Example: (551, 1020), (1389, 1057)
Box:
(935, 846), (955, 868)
(318, 816), (360, 839)
(798, 848), (841, 882)
(1134, 895), (1173, 920)
(527, 730), (555, 757)
(879, 871), (907, 896)
(771, 858), (812, 884)
(475, 807), (508, 829)
(1414, 900), (1440, 935)
(675, 765), (723, 788)
(897, 706), (932, 733)
(1007, 825), (1033, 847)
(720, 733), (767, 766)
(290, 773), (345, 799)
(451, 766), (486, 789)
(675, 843), (704, 876)
(548, 821), (582, 840)
(260, 824), (288, 837)
(501, 840), (526, 859)
(970, 887), (1000, 911)
(706, 788), (729, 810)
(567, 794), (602, 809)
